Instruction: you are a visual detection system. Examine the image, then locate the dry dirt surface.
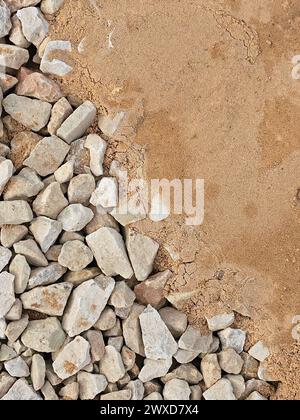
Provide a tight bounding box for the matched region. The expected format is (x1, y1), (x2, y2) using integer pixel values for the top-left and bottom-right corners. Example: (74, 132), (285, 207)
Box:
(49, 0), (300, 399)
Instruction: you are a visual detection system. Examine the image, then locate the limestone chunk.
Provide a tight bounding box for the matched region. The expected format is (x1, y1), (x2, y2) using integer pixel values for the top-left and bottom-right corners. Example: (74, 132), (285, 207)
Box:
(4, 356), (29, 378)
(21, 318), (66, 353)
(86, 227), (133, 279)
(21, 283), (72, 316)
(14, 239), (48, 267)
(9, 255), (30, 294)
(174, 349), (199, 364)
(134, 270), (171, 309)
(33, 182), (68, 219)
(0, 246), (12, 272)
(62, 275), (115, 337)
(30, 217), (62, 253)
(109, 281), (135, 311)
(0, 45), (29, 69)
(0, 1), (12, 38)
(90, 177), (118, 209)
(123, 304), (145, 356)
(54, 161), (73, 184)
(218, 348), (244, 374)
(95, 307), (116, 332)
(40, 40), (72, 77)
(246, 391), (267, 401)
(9, 14), (30, 48)
(206, 312), (235, 332)
(0, 272), (15, 317)
(59, 382), (79, 400)
(3, 94), (51, 132)
(16, 71), (62, 103)
(163, 379), (191, 401)
(0, 200), (33, 225)
(0, 344), (16, 361)
(68, 174), (95, 204)
(203, 378), (236, 401)
(98, 112), (125, 137)
(85, 205), (120, 234)
(5, 314), (28, 342)
(218, 328), (246, 354)
(58, 240), (93, 272)
(5, 298), (22, 321)
(84, 330), (105, 363)
(1, 225), (28, 249)
(64, 266), (100, 287)
(52, 336), (91, 380)
(201, 354), (222, 388)
(225, 374), (245, 400)
(0, 159), (14, 196)
(0, 73), (18, 93)
(4, 168), (44, 200)
(248, 341), (270, 362)
(58, 204), (94, 232)
(0, 373), (16, 399)
(159, 307), (188, 339)
(179, 326), (213, 354)
(78, 372), (107, 400)
(144, 392), (163, 401)
(65, 137), (90, 174)
(139, 358), (172, 383)
(17, 7), (48, 47)
(28, 263), (66, 289)
(99, 345), (126, 383)
(31, 354), (46, 391)
(41, 380), (58, 400)
(48, 97), (73, 135)
(9, 131), (41, 170)
(1, 378), (41, 400)
(85, 134), (107, 176)
(41, 0), (65, 15)
(57, 101), (96, 144)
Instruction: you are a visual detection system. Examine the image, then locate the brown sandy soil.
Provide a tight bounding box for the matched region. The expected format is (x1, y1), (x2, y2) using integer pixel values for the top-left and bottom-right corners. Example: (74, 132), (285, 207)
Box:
(48, 0), (300, 399)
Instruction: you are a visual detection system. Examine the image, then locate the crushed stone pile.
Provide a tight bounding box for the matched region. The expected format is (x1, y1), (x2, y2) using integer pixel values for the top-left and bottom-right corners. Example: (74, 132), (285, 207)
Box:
(0, 0), (278, 400)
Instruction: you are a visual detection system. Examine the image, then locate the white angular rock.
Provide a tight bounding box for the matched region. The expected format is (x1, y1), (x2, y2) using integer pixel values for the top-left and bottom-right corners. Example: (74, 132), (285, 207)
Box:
(163, 379), (191, 401)
(9, 14), (30, 48)
(48, 97), (73, 136)
(3, 94), (51, 132)
(0, 200), (33, 225)
(248, 341), (270, 362)
(0, 372), (16, 399)
(58, 240), (93, 272)
(86, 227), (133, 279)
(21, 318), (65, 353)
(68, 174), (95, 204)
(41, 380), (58, 400)
(58, 204), (94, 232)
(159, 307), (188, 339)
(1, 225), (28, 249)
(206, 312), (235, 332)
(144, 392), (163, 401)
(33, 182), (68, 219)
(203, 378), (236, 401)
(0, 343), (16, 361)
(0, 272), (15, 317)
(109, 281), (135, 311)
(5, 298), (22, 321)
(0, 318), (6, 339)
(57, 101), (97, 144)
(0, 1), (12, 38)
(9, 255), (30, 294)
(30, 217), (62, 253)
(59, 382), (79, 400)
(0, 159), (14, 196)
(126, 379), (144, 400)
(201, 354), (222, 388)
(0, 44), (29, 69)
(31, 354), (46, 391)
(24, 136), (69, 177)
(40, 40), (72, 76)
(0, 246), (12, 272)
(21, 283), (72, 316)
(90, 177), (118, 209)
(62, 275), (115, 337)
(78, 372), (107, 400)
(27, 263), (66, 289)
(99, 345), (126, 383)
(174, 349), (200, 364)
(246, 391), (268, 401)
(179, 326), (213, 354)
(0, 72), (18, 93)
(52, 336), (91, 380)
(41, 0), (65, 14)
(123, 304), (145, 356)
(139, 305), (178, 361)
(139, 358), (172, 383)
(54, 161), (73, 183)
(17, 7), (48, 47)
(1, 378), (41, 400)
(4, 168), (44, 201)
(14, 239), (48, 267)
(85, 134), (107, 176)
(218, 348), (244, 375)
(4, 356), (29, 378)
(218, 328), (246, 354)
(5, 314), (28, 342)
(225, 374), (245, 400)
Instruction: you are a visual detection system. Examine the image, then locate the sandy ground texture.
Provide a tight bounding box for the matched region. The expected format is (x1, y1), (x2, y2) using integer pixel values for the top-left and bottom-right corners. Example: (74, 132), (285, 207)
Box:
(48, 0), (300, 399)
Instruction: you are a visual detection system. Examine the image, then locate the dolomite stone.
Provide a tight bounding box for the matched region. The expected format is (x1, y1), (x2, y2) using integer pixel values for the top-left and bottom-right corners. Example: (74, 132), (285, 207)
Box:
(246, 391), (267, 401)
(203, 378), (236, 401)
(218, 348), (244, 374)
(85, 205), (120, 234)
(0, 1), (12, 38)
(62, 276), (115, 337)
(4, 168), (44, 200)
(52, 336), (91, 380)
(28, 263), (66, 289)
(9, 131), (41, 170)
(21, 283), (72, 316)
(139, 358), (172, 383)
(41, 380), (58, 400)
(4, 356), (29, 378)
(1, 378), (41, 400)
(144, 392), (163, 401)
(59, 382), (79, 400)
(109, 281), (136, 311)
(30, 217), (62, 253)
(0, 246), (12, 272)
(108, 336), (123, 352)
(99, 345), (126, 383)
(126, 230), (159, 282)
(64, 267), (100, 286)
(3, 94), (51, 131)
(31, 354), (45, 391)
(0, 272), (15, 317)
(6, 298), (22, 321)
(0, 159), (14, 196)
(248, 341), (270, 362)
(45, 245), (62, 262)
(190, 385), (202, 401)
(68, 174), (95, 204)
(54, 161), (73, 183)
(218, 328), (246, 354)
(121, 346), (136, 371)
(84, 330), (105, 362)
(164, 364), (202, 385)
(57, 204), (94, 232)
(241, 352), (259, 379)
(0, 44), (29, 69)
(179, 325), (213, 354)
(58, 240), (93, 272)
(16, 71), (62, 103)
(24, 136), (69, 177)
(40, 40), (72, 76)
(9, 255), (30, 294)
(95, 307), (116, 331)
(225, 374), (245, 400)
(5, 314), (28, 342)
(66, 137), (90, 174)
(0, 344), (17, 362)
(33, 182), (68, 219)
(0, 318), (6, 339)
(90, 177), (118, 209)
(110, 204), (147, 227)
(115, 307), (131, 320)
(9, 14), (30, 48)
(78, 372), (107, 400)
(139, 305), (178, 360)
(0, 373), (16, 399)
(0, 73), (18, 93)
(159, 307), (188, 339)
(101, 390), (131, 401)
(21, 318), (65, 353)
(123, 304), (145, 356)
(48, 97), (73, 135)
(126, 379), (144, 400)
(98, 112), (125, 137)
(14, 239), (48, 267)
(17, 7), (48, 47)
(0, 200), (33, 225)
(86, 227), (133, 279)
(1, 225), (28, 249)
(206, 312), (235, 332)
(163, 379), (191, 401)
(134, 270), (171, 309)
(41, 0), (65, 14)
(57, 101), (97, 144)
(85, 134), (107, 176)
(59, 231), (84, 244)
(174, 349), (199, 364)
